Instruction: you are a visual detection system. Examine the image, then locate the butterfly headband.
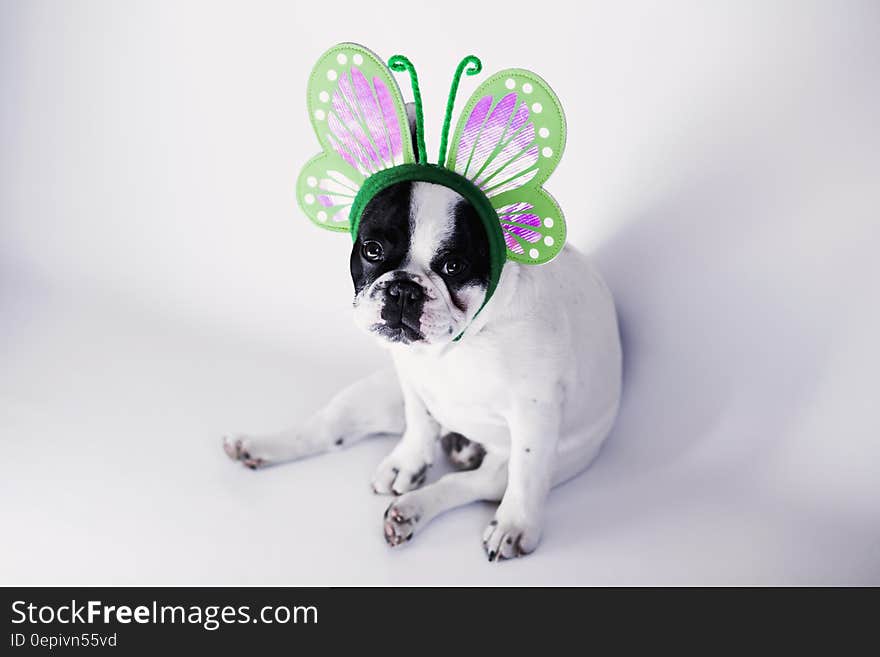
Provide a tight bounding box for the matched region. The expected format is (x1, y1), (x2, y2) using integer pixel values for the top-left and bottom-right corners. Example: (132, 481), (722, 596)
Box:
(296, 42), (567, 310)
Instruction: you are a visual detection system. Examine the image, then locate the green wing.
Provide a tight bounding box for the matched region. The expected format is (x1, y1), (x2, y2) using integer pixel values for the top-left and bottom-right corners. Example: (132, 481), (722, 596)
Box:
(445, 69), (567, 264)
(297, 43), (415, 232)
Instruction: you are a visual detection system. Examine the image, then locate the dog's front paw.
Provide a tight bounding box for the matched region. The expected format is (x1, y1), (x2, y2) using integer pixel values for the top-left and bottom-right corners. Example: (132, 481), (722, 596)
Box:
(383, 495), (424, 547)
(222, 435), (268, 470)
(371, 444), (432, 495)
(482, 507), (543, 562)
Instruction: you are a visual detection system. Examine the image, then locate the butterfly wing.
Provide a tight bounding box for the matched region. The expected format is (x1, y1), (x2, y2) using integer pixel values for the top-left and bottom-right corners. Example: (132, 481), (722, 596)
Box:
(297, 43), (415, 231)
(296, 152), (364, 231)
(445, 69), (567, 263)
(492, 188), (566, 264)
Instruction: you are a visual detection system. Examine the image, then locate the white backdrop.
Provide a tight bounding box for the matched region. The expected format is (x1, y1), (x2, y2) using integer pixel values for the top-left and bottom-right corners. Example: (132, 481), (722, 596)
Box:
(2, 0), (879, 584)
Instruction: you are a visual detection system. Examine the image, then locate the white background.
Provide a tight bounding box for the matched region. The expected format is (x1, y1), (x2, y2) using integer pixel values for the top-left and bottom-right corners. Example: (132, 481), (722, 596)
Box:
(2, 0), (879, 585)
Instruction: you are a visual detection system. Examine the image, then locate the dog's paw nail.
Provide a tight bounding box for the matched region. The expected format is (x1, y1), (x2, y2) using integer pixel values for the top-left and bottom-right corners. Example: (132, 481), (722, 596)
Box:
(483, 516), (540, 561)
(372, 456), (431, 497)
(222, 437), (242, 460)
(383, 498), (421, 548)
(223, 436), (269, 469)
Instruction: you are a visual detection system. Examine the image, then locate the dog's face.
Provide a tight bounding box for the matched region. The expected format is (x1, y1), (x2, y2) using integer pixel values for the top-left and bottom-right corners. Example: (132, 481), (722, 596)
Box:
(351, 181), (490, 347)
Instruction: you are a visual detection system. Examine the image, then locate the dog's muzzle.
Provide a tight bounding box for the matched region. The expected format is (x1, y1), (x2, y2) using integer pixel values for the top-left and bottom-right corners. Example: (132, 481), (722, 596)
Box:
(376, 279), (425, 342)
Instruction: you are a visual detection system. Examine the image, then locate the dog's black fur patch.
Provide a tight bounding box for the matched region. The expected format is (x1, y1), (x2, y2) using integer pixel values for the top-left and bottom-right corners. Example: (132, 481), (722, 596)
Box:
(430, 197), (491, 310)
(350, 181), (414, 296)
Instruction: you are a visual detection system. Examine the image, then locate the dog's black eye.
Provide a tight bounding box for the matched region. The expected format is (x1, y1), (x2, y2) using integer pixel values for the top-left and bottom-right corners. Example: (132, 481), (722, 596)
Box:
(442, 257), (468, 277)
(362, 240), (384, 262)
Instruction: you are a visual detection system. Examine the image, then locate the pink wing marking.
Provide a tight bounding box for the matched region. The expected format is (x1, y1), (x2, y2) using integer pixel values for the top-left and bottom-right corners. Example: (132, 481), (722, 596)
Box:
(330, 98), (374, 174)
(497, 202), (541, 228)
(502, 212), (541, 227)
(336, 72), (382, 173)
(472, 100), (532, 185)
(351, 68), (400, 169)
(374, 77), (404, 166)
(326, 133), (359, 171)
(327, 118), (373, 175)
(465, 93), (518, 178)
(453, 95), (494, 175)
(503, 231), (525, 254)
(316, 192), (354, 207)
(501, 223), (541, 243)
(500, 198), (543, 253)
(351, 67), (393, 169)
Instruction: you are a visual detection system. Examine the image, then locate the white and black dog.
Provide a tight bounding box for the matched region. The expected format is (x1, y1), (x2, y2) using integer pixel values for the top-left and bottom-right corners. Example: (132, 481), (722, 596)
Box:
(224, 117), (622, 561)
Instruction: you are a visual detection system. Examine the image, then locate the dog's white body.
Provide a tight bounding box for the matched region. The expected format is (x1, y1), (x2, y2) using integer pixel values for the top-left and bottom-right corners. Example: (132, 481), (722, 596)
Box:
(225, 184), (622, 560)
(380, 245), (621, 556)
(393, 244), (621, 466)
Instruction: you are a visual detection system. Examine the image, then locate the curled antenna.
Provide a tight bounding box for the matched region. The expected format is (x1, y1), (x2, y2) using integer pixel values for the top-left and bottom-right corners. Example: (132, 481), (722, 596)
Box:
(388, 54), (427, 164)
(438, 55), (482, 166)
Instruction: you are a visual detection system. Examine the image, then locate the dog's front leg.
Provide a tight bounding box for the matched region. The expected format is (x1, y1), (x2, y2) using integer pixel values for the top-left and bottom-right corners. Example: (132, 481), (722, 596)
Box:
(483, 397), (561, 561)
(371, 379), (438, 495)
(223, 368), (404, 469)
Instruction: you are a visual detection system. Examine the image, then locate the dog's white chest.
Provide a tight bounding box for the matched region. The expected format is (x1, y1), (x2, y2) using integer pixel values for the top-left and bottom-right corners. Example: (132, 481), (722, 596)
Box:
(392, 343), (511, 444)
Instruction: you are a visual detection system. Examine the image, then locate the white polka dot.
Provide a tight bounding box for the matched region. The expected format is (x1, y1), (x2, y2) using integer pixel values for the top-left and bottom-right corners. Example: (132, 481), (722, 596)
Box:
(304, 193), (315, 205)
(314, 109), (326, 121)
(326, 69), (337, 81)
(319, 91), (329, 103)
(522, 82), (533, 94)
(529, 248), (540, 259)
(336, 53), (347, 65)
(531, 102), (543, 114)
(539, 127), (550, 138)
(353, 54), (363, 65)
(543, 217), (554, 227)
(306, 176), (317, 187)
(544, 236), (554, 246)
(505, 78), (515, 89)
(542, 146), (553, 157)
(317, 210), (328, 222)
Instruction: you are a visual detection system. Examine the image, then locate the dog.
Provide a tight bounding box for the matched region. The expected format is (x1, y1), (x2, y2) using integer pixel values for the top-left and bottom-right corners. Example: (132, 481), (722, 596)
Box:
(224, 113), (622, 561)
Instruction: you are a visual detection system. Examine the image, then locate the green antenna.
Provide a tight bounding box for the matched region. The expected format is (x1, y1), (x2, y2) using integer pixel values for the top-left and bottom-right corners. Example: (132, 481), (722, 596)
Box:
(438, 55), (482, 166)
(388, 54), (427, 164)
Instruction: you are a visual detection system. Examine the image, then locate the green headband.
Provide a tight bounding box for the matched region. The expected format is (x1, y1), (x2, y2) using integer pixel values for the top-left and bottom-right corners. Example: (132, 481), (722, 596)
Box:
(297, 43), (568, 317)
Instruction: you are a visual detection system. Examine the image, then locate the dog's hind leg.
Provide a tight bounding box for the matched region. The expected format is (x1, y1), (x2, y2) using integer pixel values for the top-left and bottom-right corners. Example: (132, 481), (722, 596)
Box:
(383, 450), (508, 547)
(223, 368), (404, 469)
(440, 432), (487, 471)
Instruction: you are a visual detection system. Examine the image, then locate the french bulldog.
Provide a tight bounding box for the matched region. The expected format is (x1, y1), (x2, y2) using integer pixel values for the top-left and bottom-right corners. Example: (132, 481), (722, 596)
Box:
(224, 115), (622, 561)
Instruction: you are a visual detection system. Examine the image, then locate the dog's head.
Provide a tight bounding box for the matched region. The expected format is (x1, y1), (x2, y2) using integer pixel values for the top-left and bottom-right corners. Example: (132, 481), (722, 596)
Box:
(351, 181), (491, 347)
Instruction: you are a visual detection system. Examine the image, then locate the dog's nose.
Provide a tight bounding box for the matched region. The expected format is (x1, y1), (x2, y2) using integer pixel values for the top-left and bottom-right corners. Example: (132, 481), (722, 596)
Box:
(387, 280), (423, 302)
